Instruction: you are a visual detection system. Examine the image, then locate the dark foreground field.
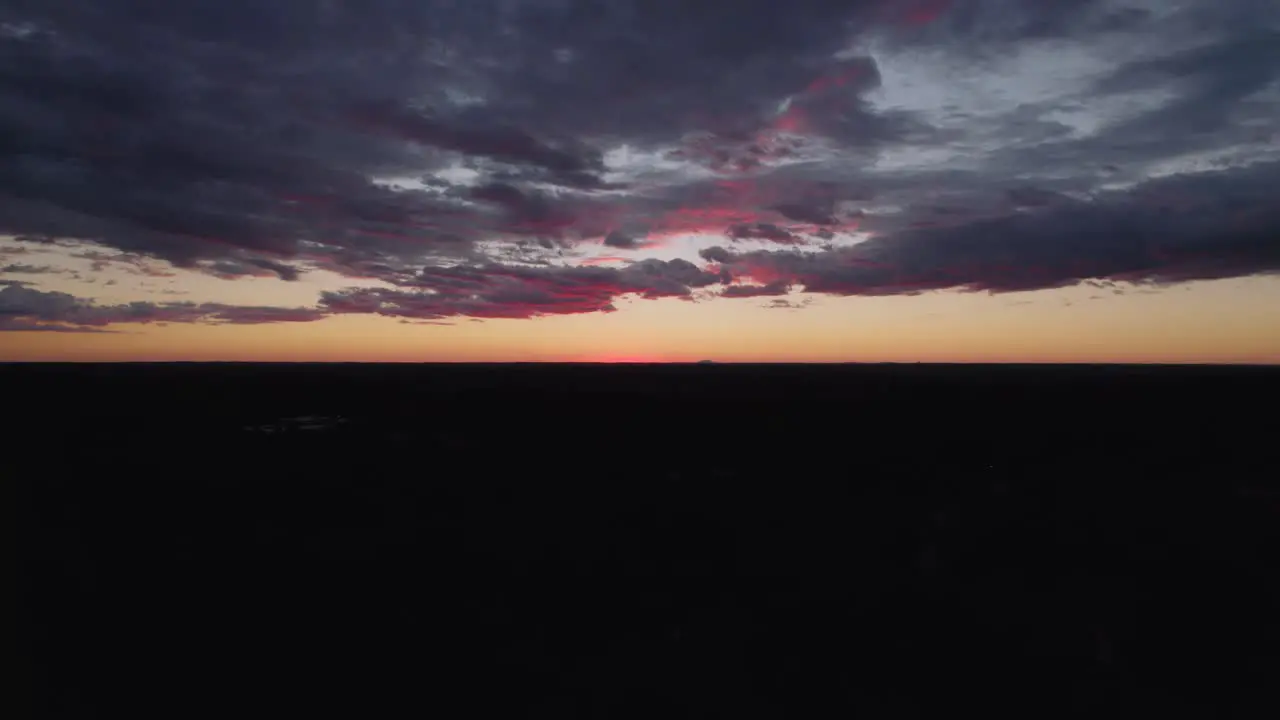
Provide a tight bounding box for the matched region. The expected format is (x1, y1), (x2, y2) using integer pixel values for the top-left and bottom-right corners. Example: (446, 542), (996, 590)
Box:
(11, 363), (1280, 718)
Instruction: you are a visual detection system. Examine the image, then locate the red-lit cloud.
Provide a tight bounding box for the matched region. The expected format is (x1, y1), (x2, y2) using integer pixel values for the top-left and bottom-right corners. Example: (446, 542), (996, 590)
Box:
(902, 0), (953, 27)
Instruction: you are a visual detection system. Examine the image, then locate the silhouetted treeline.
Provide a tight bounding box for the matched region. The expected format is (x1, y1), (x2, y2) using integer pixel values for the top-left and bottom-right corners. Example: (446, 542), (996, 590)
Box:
(12, 363), (1280, 719)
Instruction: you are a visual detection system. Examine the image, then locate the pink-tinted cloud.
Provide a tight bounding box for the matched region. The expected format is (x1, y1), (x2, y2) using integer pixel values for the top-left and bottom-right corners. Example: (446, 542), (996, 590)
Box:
(579, 256), (631, 266)
(587, 176), (865, 252)
(321, 258), (727, 321)
(902, 0), (953, 27)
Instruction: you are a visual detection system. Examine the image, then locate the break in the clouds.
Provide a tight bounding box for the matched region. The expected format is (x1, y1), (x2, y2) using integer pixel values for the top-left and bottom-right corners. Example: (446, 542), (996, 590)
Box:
(0, 0), (1278, 328)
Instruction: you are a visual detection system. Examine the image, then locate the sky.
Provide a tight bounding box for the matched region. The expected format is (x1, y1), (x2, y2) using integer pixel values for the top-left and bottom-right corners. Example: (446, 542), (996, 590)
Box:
(1, 0), (1279, 363)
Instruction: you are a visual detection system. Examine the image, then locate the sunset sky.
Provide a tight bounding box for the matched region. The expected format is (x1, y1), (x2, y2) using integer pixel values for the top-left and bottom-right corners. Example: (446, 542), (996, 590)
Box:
(2, 0), (1278, 362)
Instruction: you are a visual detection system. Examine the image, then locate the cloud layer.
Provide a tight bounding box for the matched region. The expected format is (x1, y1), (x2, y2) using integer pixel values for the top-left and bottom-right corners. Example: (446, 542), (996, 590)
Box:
(703, 161), (1280, 296)
(1, 0), (1278, 328)
(0, 284), (325, 332)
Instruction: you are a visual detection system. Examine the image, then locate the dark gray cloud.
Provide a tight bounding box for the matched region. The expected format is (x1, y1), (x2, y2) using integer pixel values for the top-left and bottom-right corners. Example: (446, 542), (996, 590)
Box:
(321, 257), (727, 320)
(0, 0), (1277, 322)
(603, 230), (644, 250)
(1, 262), (59, 274)
(204, 257), (302, 282)
(1005, 187), (1072, 208)
(65, 249), (176, 277)
(951, 8), (1280, 184)
(0, 284), (326, 331)
(707, 161), (1280, 296)
(721, 281), (793, 299)
(763, 297), (815, 310)
(0, 0), (893, 274)
(774, 201), (839, 226)
(727, 223), (804, 245)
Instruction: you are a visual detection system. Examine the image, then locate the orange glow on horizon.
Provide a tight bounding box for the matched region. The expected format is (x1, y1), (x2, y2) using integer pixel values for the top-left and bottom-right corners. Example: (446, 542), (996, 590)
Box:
(3, 276), (1280, 365)
(577, 352), (673, 364)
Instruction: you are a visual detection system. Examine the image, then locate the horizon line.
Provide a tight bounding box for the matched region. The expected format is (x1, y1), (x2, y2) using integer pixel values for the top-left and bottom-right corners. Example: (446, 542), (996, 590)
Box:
(3, 360), (1279, 368)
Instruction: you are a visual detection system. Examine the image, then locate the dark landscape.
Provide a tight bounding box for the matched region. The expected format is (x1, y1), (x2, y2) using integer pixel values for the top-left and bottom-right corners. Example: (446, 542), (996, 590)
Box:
(13, 363), (1280, 718)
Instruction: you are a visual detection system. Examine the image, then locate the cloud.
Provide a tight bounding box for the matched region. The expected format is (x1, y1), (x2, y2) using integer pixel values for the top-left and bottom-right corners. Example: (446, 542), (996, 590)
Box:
(720, 281), (793, 298)
(204, 258), (301, 281)
(321, 258), (726, 320)
(62, 250), (175, 277)
(1005, 187), (1071, 209)
(603, 230), (643, 250)
(0, 0), (1276, 322)
(0, 1), (889, 272)
(727, 223), (804, 245)
(763, 297), (815, 310)
(0, 319), (116, 332)
(0, 284), (327, 332)
(773, 201), (839, 226)
(1, 263), (61, 274)
(350, 101), (606, 183)
(706, 160), (1280, 296)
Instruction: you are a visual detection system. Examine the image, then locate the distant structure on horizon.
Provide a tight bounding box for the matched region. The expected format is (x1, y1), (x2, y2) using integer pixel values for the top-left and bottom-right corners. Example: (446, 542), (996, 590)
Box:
(697, 360), (717, 365)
